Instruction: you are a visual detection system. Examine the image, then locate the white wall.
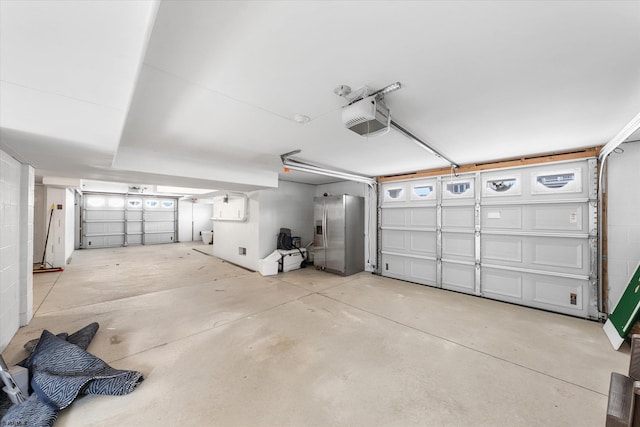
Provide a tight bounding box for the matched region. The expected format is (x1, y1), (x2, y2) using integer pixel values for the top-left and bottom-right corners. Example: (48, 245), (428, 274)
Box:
(44, 187), (70, 268)
(33, 185), (45, 262)
(65, 188), (75, 262)
(316, 181), (377, 272)
(0, 149), (34, 350)
(213, 192), (259, 270)
(213, 181), (315, 271)
(606, 141), (640, 312)
(33, 186), (75, 267)
(19, 165), (34, 326)
(178, 200), (191, 242)
(315, 181), (366, 198)
(258, 180), (315, 258)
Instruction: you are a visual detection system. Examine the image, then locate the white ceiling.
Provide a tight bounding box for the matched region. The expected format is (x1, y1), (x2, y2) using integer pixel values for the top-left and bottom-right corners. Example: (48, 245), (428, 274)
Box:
(1, 1), (639, 191)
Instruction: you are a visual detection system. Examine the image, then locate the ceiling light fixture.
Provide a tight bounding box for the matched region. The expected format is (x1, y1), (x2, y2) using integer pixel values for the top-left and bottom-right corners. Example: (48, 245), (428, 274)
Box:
(293, 114), (310, 124)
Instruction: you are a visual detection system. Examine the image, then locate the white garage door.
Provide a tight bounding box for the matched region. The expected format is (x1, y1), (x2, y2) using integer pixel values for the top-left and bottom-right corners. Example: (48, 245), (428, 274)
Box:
(82, 193), (177, 248)
(380, 159), (598, 318)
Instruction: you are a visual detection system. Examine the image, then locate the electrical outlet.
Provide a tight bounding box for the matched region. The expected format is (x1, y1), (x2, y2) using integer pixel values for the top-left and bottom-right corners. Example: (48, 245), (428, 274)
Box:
(570, 293), (577, 305)
(239, 247), (246, 255)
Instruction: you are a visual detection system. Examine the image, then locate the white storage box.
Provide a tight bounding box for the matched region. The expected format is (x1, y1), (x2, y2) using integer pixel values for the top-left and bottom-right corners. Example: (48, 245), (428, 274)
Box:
(258, 251), (281, 276)
(278, 248), (306, 272)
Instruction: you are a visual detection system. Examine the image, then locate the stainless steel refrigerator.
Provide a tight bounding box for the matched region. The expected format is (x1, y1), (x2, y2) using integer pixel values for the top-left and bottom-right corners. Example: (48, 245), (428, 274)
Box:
(313, 195), (364, 276)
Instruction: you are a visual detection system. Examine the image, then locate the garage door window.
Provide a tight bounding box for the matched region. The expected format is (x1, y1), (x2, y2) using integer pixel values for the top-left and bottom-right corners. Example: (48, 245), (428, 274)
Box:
(483, 175), (521, 197)
(532, 169), (581, 194)
(86, 197), (105, 208)
(444, 180), (473, 198)
(108, 198), (124, 208)
(384, 187), (405, 202)
(413, 185), (434, 198)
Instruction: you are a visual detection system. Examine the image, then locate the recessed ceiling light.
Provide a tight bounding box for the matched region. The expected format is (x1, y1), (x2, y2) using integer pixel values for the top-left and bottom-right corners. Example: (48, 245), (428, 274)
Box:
(293, 114), (310, 124)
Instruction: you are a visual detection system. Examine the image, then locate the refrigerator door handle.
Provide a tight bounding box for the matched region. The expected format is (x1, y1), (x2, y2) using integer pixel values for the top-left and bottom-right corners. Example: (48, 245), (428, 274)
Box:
(323, 203), (328, 249)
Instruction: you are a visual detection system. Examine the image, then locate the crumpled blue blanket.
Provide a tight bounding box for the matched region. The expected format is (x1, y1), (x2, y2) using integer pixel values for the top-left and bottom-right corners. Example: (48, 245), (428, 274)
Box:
(1, 329), (143, 427)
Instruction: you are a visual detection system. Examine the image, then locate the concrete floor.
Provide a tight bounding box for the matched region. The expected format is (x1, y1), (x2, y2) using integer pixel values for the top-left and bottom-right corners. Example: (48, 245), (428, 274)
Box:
(2, 242), (630, 426)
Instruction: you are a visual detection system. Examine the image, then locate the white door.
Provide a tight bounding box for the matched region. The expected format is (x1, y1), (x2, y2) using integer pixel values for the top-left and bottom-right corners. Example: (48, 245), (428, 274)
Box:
(379, 159), (598, 319)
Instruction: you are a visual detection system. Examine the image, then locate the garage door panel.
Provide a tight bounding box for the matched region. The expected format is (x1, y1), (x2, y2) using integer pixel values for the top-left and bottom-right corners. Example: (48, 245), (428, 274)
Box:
(531, 204), (586, 233)
(381, 209), (405, 227)
(127, 222), (142, 233)
(381, 230), (405, 251)
(482, 267), (589, 316)
(442, 232), (475, 260)
(144, 221), (175, 233)
(482, 204), (586, 233)
(409, 259), (437, 284)
(84, 222), (124, 235)
(442, 262), (475, 294)
(381, 254), (436, 286)
(482, 235), (523, 263)
(482, 206), (522, 229)
(482, 269), (523, 300)
(482, 235), (589, 275)
(409, 208), (436, 227)
(532, 276), (586, 313)
(145, 211), (175, 222)
(442, 206), (474, 229)
(383, 230), (436, 256)
(85, 235), (125, 248)
(84, 210), (125, 221)
(145, 233), (175, 244)
(410, 232), (436, 256)
(126, 211), (143, 221)
(532, 240), (585, 271)
(381, 207), (436, 228)
(127, 235), (142, 245)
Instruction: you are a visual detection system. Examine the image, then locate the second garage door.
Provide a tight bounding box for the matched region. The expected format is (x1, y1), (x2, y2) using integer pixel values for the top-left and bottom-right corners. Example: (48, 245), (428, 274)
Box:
(82, 193), (178, 248)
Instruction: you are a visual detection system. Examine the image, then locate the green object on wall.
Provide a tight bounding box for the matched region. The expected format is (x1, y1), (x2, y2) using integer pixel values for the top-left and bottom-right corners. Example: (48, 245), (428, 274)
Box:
(604, 261), (640, 349)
